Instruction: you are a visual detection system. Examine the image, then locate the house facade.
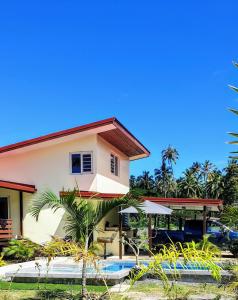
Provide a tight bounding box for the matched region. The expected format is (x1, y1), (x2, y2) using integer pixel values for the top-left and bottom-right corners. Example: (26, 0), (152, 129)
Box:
(0, 118), (149, 254)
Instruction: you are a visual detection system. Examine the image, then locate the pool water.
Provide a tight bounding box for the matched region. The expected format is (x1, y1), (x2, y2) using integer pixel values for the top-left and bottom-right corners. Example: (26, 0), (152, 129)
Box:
(18, 260), (213, 275)
(102, 261), (211, 272)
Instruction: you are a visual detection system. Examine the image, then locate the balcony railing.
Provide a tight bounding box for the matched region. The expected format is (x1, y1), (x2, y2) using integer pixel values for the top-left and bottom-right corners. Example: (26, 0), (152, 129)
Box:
(0, 219), (13, 245)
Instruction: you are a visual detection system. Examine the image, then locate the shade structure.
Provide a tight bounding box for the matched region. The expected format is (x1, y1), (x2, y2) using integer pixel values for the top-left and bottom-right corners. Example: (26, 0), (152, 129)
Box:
(119, 200), (172, 215)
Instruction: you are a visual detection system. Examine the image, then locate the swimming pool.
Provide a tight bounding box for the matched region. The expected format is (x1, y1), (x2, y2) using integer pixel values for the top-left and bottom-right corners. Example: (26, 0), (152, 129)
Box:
(4, 259), (229, 285)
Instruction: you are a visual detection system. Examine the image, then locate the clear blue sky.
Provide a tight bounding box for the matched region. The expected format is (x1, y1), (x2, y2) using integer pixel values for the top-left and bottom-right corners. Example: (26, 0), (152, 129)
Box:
(0, 1), (238, 177)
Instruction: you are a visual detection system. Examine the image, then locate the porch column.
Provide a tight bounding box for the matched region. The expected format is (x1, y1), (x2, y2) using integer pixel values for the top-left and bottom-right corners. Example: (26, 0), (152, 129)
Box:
(202, 206), (207, 236)
(19, 191), (23, 236)
(148, 214), (152, 257)
(119, 208), (122, 259)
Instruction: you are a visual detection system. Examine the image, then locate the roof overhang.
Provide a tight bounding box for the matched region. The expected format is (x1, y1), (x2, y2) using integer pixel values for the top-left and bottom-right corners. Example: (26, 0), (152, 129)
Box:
(64, 192), (223, 211)
(0, 180), (37, 193)
(0, 117), (150, 160)
(143, 197), (223, 212)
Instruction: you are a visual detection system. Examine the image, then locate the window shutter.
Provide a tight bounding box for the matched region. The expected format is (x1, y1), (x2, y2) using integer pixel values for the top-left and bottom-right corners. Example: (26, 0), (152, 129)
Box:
(82, 153), (92, 172)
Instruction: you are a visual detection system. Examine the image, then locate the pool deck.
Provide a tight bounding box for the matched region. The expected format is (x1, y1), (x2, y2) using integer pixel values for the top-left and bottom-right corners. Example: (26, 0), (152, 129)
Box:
(0, 256), (232, 285)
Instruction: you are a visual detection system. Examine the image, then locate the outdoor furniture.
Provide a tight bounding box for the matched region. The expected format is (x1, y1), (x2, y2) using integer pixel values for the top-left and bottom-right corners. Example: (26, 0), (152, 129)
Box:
(97, 232), (117, 259)
(0, 219), (13, 246)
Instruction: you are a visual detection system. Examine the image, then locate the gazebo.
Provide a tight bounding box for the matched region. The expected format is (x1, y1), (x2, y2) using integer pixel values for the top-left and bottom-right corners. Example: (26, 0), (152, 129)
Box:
(119, 200), (173, 258)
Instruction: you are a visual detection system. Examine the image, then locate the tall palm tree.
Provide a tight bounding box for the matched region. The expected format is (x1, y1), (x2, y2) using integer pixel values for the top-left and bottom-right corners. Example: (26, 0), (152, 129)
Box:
(201, 160), (214, 198)
(155, 162), (175, 197)
(228, 61), (238, 159)
(162, 146), (179, 175)
(30, 190), (140, 299)
(206, 170), (224, 199)
(178, 170), (201, 198)
(190, 162), (202, 179)
(137, 171), (154, 191)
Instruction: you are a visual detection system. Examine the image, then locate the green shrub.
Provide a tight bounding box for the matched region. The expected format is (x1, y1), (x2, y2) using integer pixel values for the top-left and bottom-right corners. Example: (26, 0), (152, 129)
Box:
(0, 255), (5, 267)
(2, 239), (42, 262)
(229, 241), (238, 257)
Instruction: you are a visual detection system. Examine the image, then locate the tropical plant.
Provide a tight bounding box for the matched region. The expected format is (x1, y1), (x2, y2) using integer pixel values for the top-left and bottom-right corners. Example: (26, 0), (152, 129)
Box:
(201, 160), (214, 198)
(130, 240), (222, 299)
(222, 160), (238, 205)
(186, 235), (221, 257)
(2, 239), (42, 262)
(155, 161), (176, 197)
(29, 189), (140, 299)
(220, 205), (238, 229)
(137, 171), (154, 191)
(228, 61), (238, 158)
(162, 146), (179, 175)
(206, 169), (224, 199)
(0, 255), (5, 267)
(177, 170), (201, 198)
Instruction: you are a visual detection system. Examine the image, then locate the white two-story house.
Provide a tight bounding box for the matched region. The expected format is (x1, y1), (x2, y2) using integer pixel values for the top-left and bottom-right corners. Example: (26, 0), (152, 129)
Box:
(0, 117), (149, 255)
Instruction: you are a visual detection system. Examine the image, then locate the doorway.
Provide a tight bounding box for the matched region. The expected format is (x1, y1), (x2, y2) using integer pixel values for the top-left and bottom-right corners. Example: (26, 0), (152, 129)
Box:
(0, 197), (9, 219)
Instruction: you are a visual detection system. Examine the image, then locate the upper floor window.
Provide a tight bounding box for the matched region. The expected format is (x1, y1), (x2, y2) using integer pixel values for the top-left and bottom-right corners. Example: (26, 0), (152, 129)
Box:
(111, 154), (119, 176)
(71, 152), (92, 174)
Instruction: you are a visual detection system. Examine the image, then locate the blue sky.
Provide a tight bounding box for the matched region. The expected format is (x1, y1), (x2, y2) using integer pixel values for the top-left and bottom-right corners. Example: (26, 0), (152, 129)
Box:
(0, 1), (238, 177)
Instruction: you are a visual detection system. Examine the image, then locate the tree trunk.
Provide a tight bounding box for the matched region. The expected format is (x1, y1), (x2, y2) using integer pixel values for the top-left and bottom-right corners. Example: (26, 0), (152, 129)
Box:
(81, 237), (89, 300)
(81, 257), (87, 300)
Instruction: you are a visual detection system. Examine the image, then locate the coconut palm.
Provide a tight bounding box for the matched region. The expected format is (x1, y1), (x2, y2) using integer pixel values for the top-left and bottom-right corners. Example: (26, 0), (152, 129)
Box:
(201, 160), (214, 198)
(155, 162), (176, 197)
(30, 189), (140, 299)
(162, 146), (179, 175)
(178, 170), (201, 198)
(206, 170), (224, 199)
(137, 171), (154, 191)
(228, 61), (238, 159)
(190, 162), (202, 179)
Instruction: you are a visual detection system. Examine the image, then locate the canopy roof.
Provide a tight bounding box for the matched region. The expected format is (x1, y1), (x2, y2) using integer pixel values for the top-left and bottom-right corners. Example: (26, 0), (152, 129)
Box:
(0, 180), (36, 193)
(119, 200), (172, 215)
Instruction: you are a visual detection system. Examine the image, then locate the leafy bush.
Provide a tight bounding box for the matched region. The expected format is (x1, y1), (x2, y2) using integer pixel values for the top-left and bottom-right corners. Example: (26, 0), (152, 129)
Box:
(229, 241), (238, 257)
(0, 255), (5, 267)
(2, 239), (42, 262)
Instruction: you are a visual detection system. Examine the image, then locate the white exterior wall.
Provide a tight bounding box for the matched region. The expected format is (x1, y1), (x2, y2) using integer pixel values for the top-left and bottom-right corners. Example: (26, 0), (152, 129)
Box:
(96, 136), (129, 194)
(0, 133), (130, 244)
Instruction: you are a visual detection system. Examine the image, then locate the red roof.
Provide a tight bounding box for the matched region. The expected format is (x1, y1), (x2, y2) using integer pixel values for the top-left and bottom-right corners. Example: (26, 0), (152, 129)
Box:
(0, 117), (150, 159)
(143, 197), (223, 207)
(70, 191), (223, 207)
(0, 180), (37, 193)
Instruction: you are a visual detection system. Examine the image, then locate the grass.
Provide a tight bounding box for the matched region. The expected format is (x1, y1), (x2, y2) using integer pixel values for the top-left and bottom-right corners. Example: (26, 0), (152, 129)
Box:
(0, 282), (107, 300)
(0, 281), (107, 292)
(113, 282), (236, 299)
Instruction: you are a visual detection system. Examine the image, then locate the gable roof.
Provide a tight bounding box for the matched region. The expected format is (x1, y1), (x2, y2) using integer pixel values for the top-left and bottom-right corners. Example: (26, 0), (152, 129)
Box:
(0, 117), (150, 160)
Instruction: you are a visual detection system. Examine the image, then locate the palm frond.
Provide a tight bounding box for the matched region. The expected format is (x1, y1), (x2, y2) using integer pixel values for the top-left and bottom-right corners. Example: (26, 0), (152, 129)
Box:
(232, 61), (238, 68)
(29, 190), (62, 221)
(94, 195), (141, 226)
(229, 85), (238, 93)
(228, 132), (238, 138)
(228, 141), (238, 144)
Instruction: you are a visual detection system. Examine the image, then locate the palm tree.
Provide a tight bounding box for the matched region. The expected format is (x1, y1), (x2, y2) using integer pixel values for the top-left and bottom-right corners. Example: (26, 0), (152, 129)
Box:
(228, 61), (238, 159)
(190, 162), (202, 179)
(155, 162), (176, 197)
(162, 146), (179, 175)
(206, 170), (224, 199)
(201, 160), (214, 198)
(30, 190), (139, 299)
(178, 170), (201, 198)
(137, 171), (154, 191)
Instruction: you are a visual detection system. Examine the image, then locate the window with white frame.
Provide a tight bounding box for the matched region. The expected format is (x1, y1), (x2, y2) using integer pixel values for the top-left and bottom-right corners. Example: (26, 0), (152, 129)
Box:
(71, 152), (92, 174)
(111, 154), (119, 176)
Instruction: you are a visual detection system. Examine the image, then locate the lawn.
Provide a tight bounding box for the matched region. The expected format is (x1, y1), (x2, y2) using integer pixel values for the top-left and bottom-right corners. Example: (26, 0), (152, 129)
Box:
(113, 282), (236, 300)
(0, 282), (107, 300)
